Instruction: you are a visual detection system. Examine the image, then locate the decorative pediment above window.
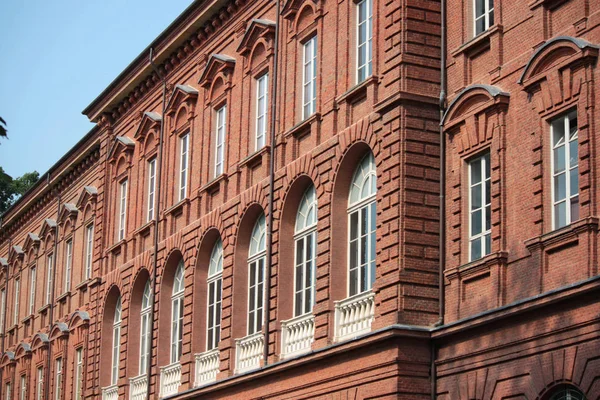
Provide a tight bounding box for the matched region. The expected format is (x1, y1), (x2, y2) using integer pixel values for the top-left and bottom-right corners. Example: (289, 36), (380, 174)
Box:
(134, 112), (162, 141)
(23, 233), (41, 254)
(282, 0), (320, 20)
(442, 84), (510, 155)
(76, 186), (98, 210)
(58, 203), (79, 227)
(108, 136), (135, 162)
(8, 245), (24, 264)
(50, 322), (70, 340)
(0, 258), (7, 269)
(518, 36), (599, 115)
(68, 310), (90, 329)
(166, 85), (199, 133)
(14, 342), (32, 358)
(237, 19), (276, 57)
(39, 218), (57, 241)
(199, 54), (236, 90)
(31, 333), (50, 350)
(0, 351), (15, 366)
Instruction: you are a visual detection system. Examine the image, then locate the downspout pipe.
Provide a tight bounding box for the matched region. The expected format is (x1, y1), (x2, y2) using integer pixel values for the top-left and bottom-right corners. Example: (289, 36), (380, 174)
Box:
(46, 181), (61, 400)
(433, 0), (447, 398)
(263, 0), (281, 366)
(147, 47), (168, 400)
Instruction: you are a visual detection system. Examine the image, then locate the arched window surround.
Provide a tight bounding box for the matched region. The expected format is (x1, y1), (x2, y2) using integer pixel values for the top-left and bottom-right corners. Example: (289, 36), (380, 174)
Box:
(293, 185), (317, 317)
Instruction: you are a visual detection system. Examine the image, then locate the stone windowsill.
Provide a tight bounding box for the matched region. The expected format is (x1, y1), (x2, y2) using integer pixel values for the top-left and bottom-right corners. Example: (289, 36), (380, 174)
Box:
(164, 198), (190, 217)
(239, 146), (270, 169)
(107, 239), (125, 255)
(200, 173), (228, 194)
(22, 314), (34, 325)
(529, 0), (569, 10)
(451, 24), (502, 58)
(335, 75), (379, 106)
(283, 112), (321, 139)
(134, 220), (154, 237)
(38, 304), (50, 314)
(445, 251), (508, 281)
(524, 217), (599, 252)
(56, 291), (70, 303)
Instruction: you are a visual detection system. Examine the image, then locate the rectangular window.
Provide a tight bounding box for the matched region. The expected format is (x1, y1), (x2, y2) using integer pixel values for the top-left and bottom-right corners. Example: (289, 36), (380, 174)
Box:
(356, 0), (373, 83)
(214, 106), (227, 177)
(469, 153), (491, 261)
(474, 0), (494, 36)
(247, 257), (265, 335)
(0, 288), (5, 333)
(147, 158), (156, 222)
(5, 383), (10, 400)
(64, 239), (72, 292)
(179, 133), (189, 201)
(45, 253), (53, 305)
(85, 224), (94, 280)
(75, 348), (83, 400)
(302, 36), (317, 119)
(348, 202), (376, 296)
(294, 231), (316, 316)
(14, 277), (20, 325)
(111, 319), (120, 385)
(29, 267), (36, 315)
(206, 276), (222, 350)
(170, 294), (184, 364)
(255, 74), (268, 150)
(139, 310), (150, 375)
(55, 358), (62, 400)
(118, 179), (128, 241)
(36, 367), (44, 400)
(551, 111), (579, 229)
(20, 375), (26, 400)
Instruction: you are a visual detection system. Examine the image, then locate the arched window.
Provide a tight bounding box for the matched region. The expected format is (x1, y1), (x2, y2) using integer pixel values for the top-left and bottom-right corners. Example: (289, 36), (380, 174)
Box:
(171, 261), (185, 364)
(139, 281), (151, 375)
(548, 385), (586, 400)
(111, 296), (122, 385)
(207, 239), (223, 350)
(248, 214), (266, 335)
(294, 186), (317, 316)
(348, 152), (376, 296)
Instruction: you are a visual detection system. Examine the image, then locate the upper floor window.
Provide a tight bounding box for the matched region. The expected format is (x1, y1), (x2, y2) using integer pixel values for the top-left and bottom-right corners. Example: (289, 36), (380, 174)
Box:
(0, 288), (5, 333)
(54, 358), (63, 400)
(36, 367), (44, 400)
(469, 153), (491, 261)
(85, 224), (94, 280)
(139, 281), (151, 375)
(118, 179), (128, 241)
(147, 158), (157, 222)
(474, 0), (494, 36)
(29, 266), (36, 315)
(214, 106), (227, 178)
(302, 36), (317, 119)
(255, 74), (269, 150)
(111, 297), (122, 386)
(551, 111), (578, 229)
(64, 239), (73, 292)
(14, 277), (21, 325)
(19, 374), (26, 400)
(171, 261), (185, 364)
(45, 253), (53, 304)
(294, 186), (317, 316)
(179, 133), (189, 201)
(356, 0), (373, 83)
(6, 383), (11, 400)
(75, 348), (83, 400)
(548, 385), (585, 400)
(207, 239), (223, 350)
(248, 214), (266, 335)
(348, 152), (376, 296)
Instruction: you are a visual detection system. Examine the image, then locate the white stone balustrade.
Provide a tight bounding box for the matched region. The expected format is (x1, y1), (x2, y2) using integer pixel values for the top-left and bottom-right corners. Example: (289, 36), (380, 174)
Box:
(194, 349), (220, 387)
(101, 384), (118, 400)
(159, 362), (181, 398)
(129, 374), (148, 400)
(235, 332), (264, 374)
(280, 313), (315, 359)
(334, 290), (375, 342)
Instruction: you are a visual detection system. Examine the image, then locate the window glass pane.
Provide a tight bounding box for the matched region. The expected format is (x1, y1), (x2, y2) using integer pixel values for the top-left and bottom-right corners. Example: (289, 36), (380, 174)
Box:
(489, 9), (494, 25)
(361, 207), (368, 235)
(471, 238), (482, 260)
(485, 234), (491, 255)
(555, 201), (567, 228)
(476, 18), (485, 35)
(471, 210), (482, 235)
(552, 119), (565, 146)
(350, 240), (358, 270)
(471, 185), (482, 210)
(553, 146), (565, 173)
(350, 212), (358, 239)
(360, 236), (368, 265)
(554, 173), (566, 201)
(485, 205), (491, 231)
(570, 196), (579, 222)
(475, 0), (484, 16)
(471, 159), (482, 183)
(349, 269), (358, 296)
(569, 140), (578, 167)
(570, 167), (579, 196)
(360, 264), (368, 292)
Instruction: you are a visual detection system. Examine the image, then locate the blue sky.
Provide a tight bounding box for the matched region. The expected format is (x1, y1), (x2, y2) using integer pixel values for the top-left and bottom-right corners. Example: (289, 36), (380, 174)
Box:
(0, 0), (194, 178)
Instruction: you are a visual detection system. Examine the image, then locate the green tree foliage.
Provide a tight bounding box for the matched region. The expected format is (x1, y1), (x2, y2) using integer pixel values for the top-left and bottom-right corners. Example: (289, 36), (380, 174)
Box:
(0, 167), (40, 215)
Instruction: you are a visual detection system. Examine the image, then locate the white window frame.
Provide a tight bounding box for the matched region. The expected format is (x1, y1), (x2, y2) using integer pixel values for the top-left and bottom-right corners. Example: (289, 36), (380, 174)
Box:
(0, 288), (5, 333)
(147, 158), (157, 222)
(139, 281), (151, 375)
(45, 253), (53, 305)
(247, 215), (266, 335)
(551, 110), (579, 230)
(179, 133), (189, 201)
(356, 0), (373, 83)
(5, 382), (11, 400)
(29, 266), (36, 315)
(293, 186), (317, 317)
(255, 74), (269, 150)
(468, 153), (492, 261)
(347, 153), (377, 297)
(171, 262), (185, 364)
(85, 224), (94, 280)
(64, 239), (73, 292)
(111, 297), (122, 386)
(55, 358), (62, 400)
(14, 277), (20, 325)
(19, 374), (26, 400)
(75, 348), (83, 400)
(473, 0), (494, 36)
(302, 36), (317, 120)
(206, 239), (223, 351)
(214, 106), (227, 178)
(36, 367), (44, 400)
(118, 179), (128, 241)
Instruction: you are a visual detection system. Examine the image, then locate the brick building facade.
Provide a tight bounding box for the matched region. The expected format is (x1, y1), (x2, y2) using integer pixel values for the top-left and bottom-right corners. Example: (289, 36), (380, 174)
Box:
(0, 0), (599, 399)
